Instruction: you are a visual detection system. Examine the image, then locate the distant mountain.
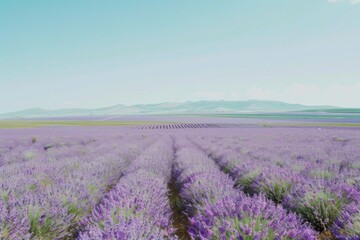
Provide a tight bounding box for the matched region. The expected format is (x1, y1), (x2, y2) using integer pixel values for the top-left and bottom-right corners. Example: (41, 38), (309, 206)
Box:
(0, 100), (339, 119)
(302, 108), (360, 113)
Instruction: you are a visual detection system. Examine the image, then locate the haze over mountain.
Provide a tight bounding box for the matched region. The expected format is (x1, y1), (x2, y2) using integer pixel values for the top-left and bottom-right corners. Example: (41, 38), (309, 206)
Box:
(0, 100), (339, 119)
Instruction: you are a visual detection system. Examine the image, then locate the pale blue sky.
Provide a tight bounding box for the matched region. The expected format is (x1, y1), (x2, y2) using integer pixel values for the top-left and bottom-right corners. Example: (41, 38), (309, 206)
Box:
(1, 0), (359, 113)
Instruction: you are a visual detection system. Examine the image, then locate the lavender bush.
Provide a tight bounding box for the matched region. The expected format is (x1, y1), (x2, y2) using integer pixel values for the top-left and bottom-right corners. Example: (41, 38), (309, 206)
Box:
(0, 132), (153, 239)
(174, 137), (315, 239)
(78, 137), (177, 239)
(191, 127), (360, 238)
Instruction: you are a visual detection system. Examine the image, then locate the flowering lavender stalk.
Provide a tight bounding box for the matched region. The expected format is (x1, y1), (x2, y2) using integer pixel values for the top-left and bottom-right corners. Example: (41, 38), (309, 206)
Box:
(78, 137), (177, 239)
(332, 182), (360, 239)
(0, 134), (152, 239)
(191, 128), (360, 237)
(174, 137), (315, 239)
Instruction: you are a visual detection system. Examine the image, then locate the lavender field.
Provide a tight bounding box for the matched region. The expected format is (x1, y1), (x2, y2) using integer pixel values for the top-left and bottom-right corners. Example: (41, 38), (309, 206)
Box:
(1, 124), (360, 240)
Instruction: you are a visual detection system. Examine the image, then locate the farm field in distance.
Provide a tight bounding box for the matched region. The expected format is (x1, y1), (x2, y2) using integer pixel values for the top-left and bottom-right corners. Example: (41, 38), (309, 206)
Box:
(0, 120), (170, 128)
(1, 116), (359, 240)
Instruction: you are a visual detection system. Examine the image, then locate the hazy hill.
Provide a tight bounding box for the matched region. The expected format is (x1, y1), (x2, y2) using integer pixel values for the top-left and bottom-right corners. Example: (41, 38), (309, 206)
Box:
(0, 100), (339, 119)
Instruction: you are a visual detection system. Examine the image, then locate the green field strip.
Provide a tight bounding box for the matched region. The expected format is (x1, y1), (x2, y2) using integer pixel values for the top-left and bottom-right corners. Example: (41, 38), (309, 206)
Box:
(0, 120), (173, 128)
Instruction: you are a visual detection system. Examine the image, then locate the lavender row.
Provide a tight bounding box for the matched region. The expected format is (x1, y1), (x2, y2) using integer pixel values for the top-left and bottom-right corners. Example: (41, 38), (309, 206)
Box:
(134, 123), (218, 130)
(0, 135), (152, 239)
(78, 136), (177, 240)
(173, 137), (315, 239)
(0, 136), (98, 167)
(191, 129), (360, 238)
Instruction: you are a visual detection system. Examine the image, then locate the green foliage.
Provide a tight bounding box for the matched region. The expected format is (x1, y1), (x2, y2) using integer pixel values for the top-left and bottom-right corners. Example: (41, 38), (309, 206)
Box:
(332, 137), (349, 143)
(28, 210), (56, 239)
(39, 176), (53, 188)
(275, 161), (284, 168)
(67, 202), (83, 217)
(95, 220), (104, 230)
(262, 180), (292, 204)
(110, 206), (135, 222)
(292, 164), (305, 173)
(295, 191), (348, 231)
(1, 191), (9, 203)
(347, 178), (357, 185)
(62, 200), (83, 219)
(351, 162), (360, 170)
(24, 151), (36, 160)
(87, 184), (98, 195)
(310, 170), (334, 180)
(213, 214), (279, 240)
(223, 162), (235, 174)
(343, 213), (360, 236)
(71, 163), (81, 170)
(27, 184), (37, 191)
(235, 215), (275, 240)
(0, 226), (11, 239)
(235, 171), (259, 195)
(111, 208), (120, 224)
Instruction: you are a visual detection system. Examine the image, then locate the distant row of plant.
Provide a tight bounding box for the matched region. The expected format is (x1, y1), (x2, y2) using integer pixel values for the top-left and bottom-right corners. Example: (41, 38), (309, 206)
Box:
(134, 123), (218, 130)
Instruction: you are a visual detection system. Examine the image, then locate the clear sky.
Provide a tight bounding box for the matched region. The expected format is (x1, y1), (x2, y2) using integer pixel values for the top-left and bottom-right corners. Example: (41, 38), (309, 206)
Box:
(1, 0), (359, 113)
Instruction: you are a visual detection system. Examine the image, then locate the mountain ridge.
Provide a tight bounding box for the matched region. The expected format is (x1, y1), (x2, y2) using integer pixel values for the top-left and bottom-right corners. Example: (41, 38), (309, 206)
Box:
(0, 100), (340, 119)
